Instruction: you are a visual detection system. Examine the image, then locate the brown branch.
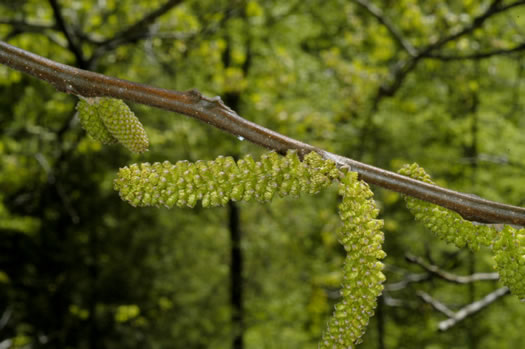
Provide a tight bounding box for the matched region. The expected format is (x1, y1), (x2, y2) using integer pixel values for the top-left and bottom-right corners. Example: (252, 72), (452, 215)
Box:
(351, 0), (417, 56)
(406, 254), (500, 284)
(418, 287), (510, 331)
(1, 40), (525, 225)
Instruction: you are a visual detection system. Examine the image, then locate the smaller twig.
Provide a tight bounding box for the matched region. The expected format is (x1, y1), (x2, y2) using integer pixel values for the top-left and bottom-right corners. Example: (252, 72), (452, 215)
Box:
(0, 339), (12, 349)
(35, 153), (79, 224)
(421, 0), (517, 55)
(352, 0), (417, 56)
(0, 18), (56, 31)
(0, 17), (62, 45)
(424, 42), (525, 61)
(461, 153), (525, 170)
(437, 287), (510, 331)
(0, 307), (12, 331)
(383, 294), (410, 307)
(417, 291), (456, 318)
(385, 273), (430, 291)
(48, 0), (86, 67)
(405, 254), (500, 284)
(89, 0), (183, 64)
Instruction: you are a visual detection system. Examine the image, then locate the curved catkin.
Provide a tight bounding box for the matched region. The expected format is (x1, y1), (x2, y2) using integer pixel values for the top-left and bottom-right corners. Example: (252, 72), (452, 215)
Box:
(76, 99), (118, 144)
(320, 171), (386, 348)
(492, 225), (525, 299)
(113, 151), (340, 208)
(97, 98), (149, 153)
(398, 164), (525, 300)
(398, 163), (497, 251)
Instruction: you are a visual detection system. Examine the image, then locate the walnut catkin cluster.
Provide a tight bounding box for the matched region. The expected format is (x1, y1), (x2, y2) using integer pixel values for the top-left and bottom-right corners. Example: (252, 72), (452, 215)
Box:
(76, 97), (149, 153)
(320, 171), (386, 348)
(113, 151), (340, 208)
(114, 151), (389, 347)
(398, 163), (497, 251)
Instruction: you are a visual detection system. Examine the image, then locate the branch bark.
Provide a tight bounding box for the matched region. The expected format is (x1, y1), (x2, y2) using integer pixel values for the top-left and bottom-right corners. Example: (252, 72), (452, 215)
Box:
(1, 40), (525, 226)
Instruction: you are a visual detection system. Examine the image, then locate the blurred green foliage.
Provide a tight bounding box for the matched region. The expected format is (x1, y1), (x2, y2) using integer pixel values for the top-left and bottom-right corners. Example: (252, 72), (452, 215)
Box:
(1, 0), (525, 348)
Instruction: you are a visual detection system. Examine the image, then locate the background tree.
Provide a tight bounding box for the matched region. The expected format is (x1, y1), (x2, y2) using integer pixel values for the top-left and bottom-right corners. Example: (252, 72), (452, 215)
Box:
(1, 0), (525, 348)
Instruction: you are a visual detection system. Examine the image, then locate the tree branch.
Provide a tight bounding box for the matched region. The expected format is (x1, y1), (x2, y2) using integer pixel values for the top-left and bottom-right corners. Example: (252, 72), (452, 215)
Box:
(384, 273), (429, 292)
(351, 0), (417, 56)
(417, 291), (457, 318)
(438, 287), (510, 331)
(48, 0), (86, 68)
(418, 287), (510, 331)
(368, 0), (525, 100)
(88, 0), (184, 65)
(419, 0), (520, 56)
(1, 41), (525, 225)
(0, 18), (56, 32)
(424, 42), (525, 61)
(406, 254), (500, 284)
(356, 0), (525, 161)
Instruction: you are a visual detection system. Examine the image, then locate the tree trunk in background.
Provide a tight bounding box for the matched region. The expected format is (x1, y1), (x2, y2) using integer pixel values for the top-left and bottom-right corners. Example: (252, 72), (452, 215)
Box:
(376, 295), (385, 349)
(229, 201), (243, 349)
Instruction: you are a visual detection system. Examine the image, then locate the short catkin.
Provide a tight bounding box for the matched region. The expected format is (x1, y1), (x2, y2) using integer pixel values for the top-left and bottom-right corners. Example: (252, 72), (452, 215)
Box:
(75, 97), (149, 153)
(97, 98), (149, 153)
(76, 98), (118, 145)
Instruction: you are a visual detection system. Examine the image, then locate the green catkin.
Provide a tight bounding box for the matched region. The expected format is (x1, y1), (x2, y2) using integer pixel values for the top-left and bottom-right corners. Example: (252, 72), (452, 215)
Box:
(399, 163), (525, 299)
(75, 97), (149, 153)
(115, 151), (389, 347)
(97, 98), (149, 153)
(76, 99), (118, 144)
(115, 152), (387, 347)
(113, 151), (340, 208)
(320, 171), (386, 348)
(492, 225), (525, 299)
(398, 163), (497, 251)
